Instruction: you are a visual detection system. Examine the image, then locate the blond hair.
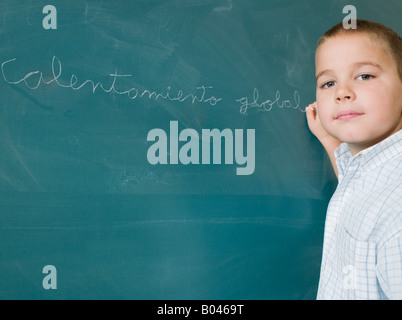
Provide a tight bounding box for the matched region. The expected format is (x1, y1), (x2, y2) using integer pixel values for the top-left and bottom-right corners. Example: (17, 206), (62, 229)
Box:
(317, 19), (402, 80)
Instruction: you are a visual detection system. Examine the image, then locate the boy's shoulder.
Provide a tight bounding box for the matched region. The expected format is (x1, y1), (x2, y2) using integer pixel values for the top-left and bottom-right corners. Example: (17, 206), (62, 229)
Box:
(341, 154), (402, 243)
(336, 130), (402, 177)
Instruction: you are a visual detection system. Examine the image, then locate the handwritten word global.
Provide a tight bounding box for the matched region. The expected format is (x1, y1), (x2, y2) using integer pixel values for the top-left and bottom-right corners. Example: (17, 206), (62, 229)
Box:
(236, 88), (303, 114)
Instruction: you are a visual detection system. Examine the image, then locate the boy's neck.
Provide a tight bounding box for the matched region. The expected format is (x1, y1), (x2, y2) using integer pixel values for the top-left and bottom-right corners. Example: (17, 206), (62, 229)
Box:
(348, 128), (402, 156)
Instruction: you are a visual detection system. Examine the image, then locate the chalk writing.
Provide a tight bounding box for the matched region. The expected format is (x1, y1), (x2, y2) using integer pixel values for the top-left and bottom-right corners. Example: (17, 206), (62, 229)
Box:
(236, 88), (303, 114)
(1, 56), (306, 115)
(1, 56), (222, 106)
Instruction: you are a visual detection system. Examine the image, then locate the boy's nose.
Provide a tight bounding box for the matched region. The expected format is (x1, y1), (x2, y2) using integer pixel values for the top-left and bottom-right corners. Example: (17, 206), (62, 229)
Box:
(335, 85), (355, 102)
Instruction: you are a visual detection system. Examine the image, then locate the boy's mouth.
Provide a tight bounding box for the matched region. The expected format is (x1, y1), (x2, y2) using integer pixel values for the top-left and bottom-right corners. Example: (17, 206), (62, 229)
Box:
(335, 110), (364, 121)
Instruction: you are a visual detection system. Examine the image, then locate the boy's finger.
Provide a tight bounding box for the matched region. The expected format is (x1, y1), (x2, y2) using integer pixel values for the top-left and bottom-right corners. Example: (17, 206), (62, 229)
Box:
(308, 102), (317, 111)
(305, 105), (316, 121)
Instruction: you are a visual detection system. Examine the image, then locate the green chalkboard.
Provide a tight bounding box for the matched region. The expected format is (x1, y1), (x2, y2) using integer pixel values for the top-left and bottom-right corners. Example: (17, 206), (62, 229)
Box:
(0, 0), (400, 300)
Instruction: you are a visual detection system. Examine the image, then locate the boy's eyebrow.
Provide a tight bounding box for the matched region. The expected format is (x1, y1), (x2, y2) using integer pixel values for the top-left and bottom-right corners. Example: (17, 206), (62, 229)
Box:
(316, 61), (383, 82)
(352, 61), (384, 71)
(316, 69), (333, 82)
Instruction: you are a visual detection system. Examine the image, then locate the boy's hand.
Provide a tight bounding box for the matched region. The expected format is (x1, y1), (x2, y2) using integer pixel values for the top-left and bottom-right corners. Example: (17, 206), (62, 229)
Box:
(305, 102), (332, 142)
(305, 102), (342, 178)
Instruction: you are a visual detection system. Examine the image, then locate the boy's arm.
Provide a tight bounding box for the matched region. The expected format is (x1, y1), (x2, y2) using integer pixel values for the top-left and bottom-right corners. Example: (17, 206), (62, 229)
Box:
(305, 102), (341, 178)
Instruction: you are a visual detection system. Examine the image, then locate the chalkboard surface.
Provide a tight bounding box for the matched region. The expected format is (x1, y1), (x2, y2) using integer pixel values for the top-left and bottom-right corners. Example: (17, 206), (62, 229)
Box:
(0, 0), (400, 299)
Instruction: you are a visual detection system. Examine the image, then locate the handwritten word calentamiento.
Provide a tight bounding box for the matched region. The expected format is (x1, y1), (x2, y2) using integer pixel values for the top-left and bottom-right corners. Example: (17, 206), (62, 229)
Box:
(1, 56), (222, 106)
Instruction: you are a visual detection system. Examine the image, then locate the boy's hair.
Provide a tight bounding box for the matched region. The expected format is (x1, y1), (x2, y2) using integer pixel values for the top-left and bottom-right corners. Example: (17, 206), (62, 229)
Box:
(317, 19), (402, 81)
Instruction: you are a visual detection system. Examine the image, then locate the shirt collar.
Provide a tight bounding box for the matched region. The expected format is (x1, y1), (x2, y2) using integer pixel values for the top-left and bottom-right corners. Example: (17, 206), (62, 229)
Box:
(335, 129), (402, 178)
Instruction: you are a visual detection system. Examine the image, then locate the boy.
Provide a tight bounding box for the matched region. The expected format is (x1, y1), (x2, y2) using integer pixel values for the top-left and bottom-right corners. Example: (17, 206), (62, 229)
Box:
(306, 19), (402, 299)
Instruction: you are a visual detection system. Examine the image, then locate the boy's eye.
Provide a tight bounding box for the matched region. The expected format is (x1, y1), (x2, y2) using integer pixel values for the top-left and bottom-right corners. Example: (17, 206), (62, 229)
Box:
(321, 81), (336, 89)
(357, 74), (374, 80)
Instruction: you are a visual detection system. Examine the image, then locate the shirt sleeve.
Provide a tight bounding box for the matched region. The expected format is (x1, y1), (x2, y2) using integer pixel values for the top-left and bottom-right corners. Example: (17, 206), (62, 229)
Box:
(376, 236), (402, 299)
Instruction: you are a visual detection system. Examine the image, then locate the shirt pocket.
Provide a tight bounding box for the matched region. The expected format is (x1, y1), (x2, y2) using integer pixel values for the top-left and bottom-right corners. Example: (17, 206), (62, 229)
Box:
(338, 228), (378, 299)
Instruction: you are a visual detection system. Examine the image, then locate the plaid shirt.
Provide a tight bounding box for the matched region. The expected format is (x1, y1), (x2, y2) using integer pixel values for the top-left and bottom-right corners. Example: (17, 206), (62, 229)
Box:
(317, 129), (402, 300)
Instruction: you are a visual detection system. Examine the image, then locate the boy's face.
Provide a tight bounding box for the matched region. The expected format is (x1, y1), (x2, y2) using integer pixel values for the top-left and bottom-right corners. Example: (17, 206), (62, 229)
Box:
(315, 33), (402, 155)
